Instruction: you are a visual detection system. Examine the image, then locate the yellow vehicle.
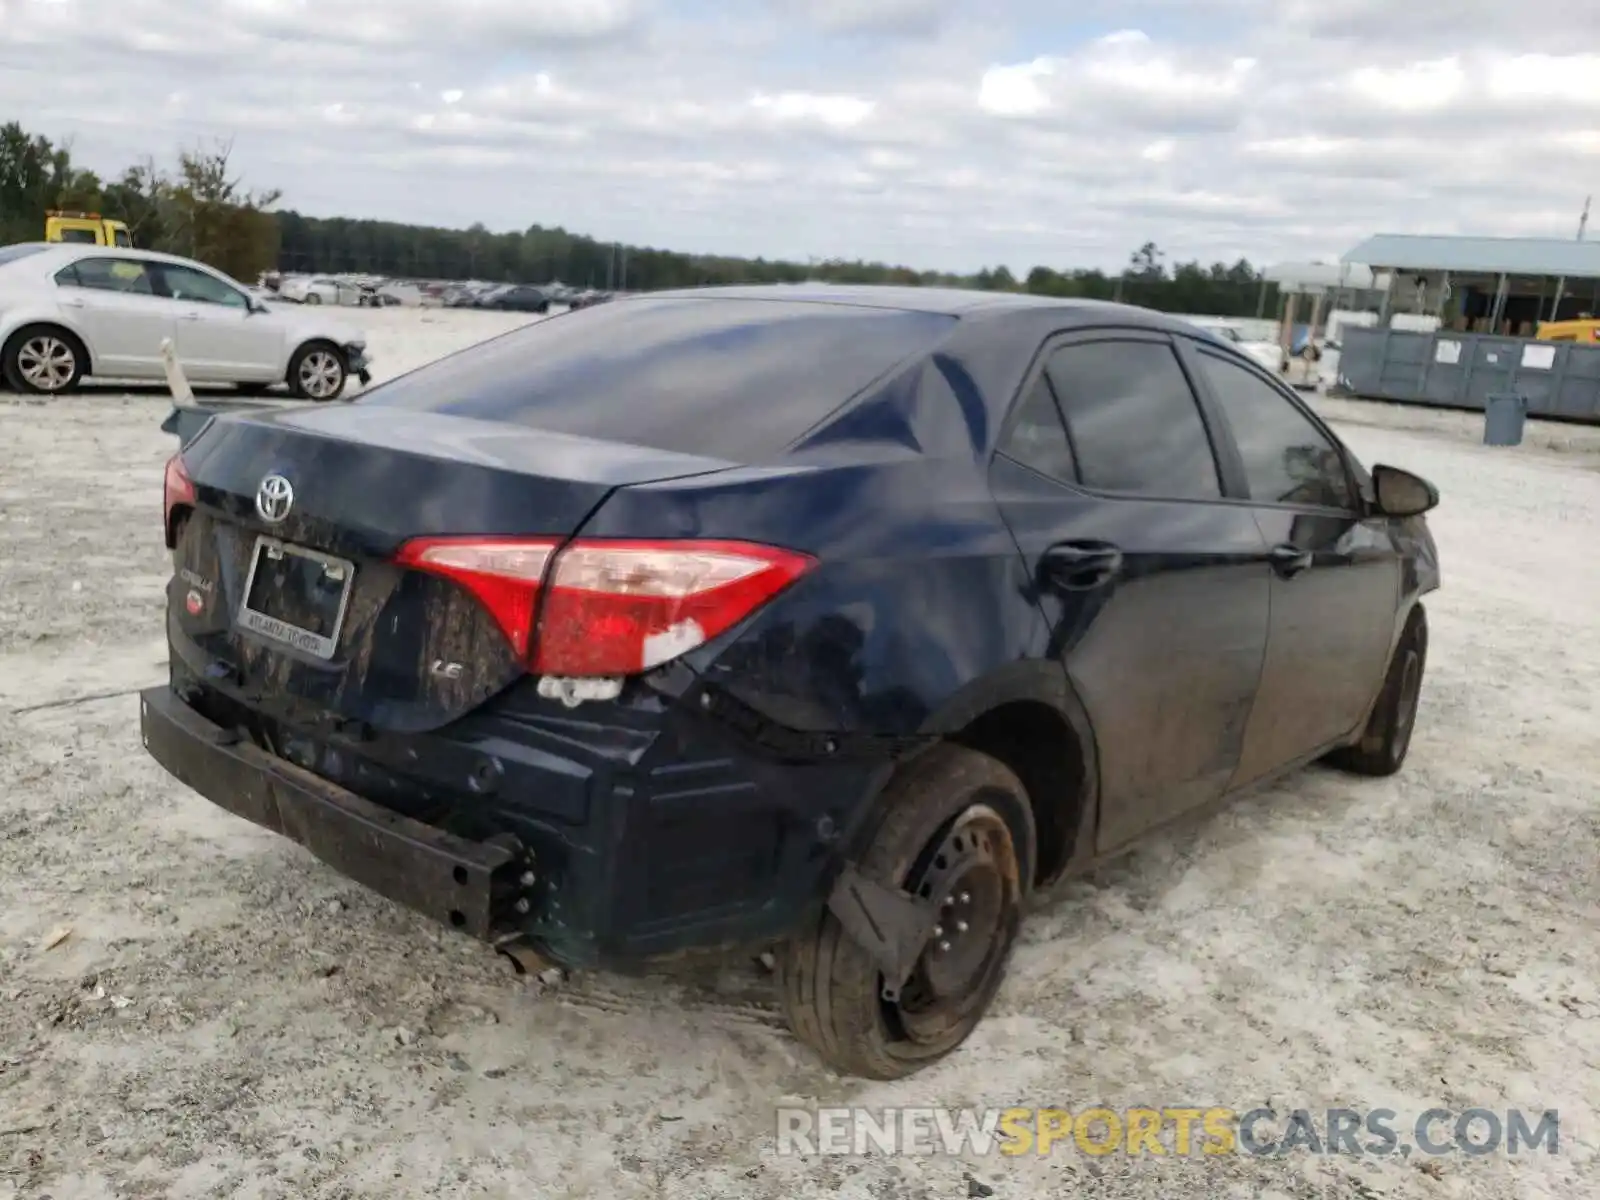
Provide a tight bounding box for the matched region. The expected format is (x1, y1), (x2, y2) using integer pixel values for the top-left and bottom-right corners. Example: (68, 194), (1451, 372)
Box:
(44, 210), (134, 248)
(1535, 317), (1600, 344)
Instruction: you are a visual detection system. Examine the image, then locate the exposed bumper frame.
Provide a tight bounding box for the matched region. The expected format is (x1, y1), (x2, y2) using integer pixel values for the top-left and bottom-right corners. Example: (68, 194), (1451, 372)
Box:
(139, 685), (519, 939)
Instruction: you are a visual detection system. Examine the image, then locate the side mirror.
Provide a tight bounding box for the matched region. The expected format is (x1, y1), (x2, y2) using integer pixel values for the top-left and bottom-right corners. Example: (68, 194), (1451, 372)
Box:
(1370, 464), (1439, 518)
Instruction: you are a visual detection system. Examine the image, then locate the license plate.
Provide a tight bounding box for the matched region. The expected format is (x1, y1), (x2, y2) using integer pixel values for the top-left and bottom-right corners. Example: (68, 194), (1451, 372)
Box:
(236, 536), (355, 660)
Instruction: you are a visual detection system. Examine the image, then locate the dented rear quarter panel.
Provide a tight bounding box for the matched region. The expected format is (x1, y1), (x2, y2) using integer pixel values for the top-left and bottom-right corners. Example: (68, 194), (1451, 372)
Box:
(571, 316), (1076, 742)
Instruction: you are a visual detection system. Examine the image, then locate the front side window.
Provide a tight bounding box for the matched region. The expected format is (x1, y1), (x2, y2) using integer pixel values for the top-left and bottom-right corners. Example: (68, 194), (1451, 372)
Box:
(1046, 340), (1222, 499)
(158, 264), (248, 308)
(59, 257), (156, 295)
(1195, 351), (1357, 510)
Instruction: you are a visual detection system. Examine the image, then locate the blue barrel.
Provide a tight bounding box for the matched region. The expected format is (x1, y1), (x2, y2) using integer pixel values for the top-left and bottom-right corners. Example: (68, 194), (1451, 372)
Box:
(1483, 393), (1528, 446)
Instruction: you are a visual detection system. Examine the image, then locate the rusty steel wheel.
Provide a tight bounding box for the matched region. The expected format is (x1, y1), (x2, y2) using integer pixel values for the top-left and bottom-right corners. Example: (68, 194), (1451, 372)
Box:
(777, 743), (1036, 1080)
(893, 804), (1022, 1048)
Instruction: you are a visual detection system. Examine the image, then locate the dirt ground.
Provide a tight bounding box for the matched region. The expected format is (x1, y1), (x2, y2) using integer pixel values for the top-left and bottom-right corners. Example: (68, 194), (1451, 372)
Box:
(2, 308), (1597, 1199)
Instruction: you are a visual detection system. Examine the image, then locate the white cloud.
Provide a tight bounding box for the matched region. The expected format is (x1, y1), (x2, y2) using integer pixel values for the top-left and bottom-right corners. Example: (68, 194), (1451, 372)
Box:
(1346, 57), (1467, 112)
(1488, 54), (1600, 105)
(978, 59), (1055, 117)
(776, 0), (953, 36)
(2, 0), (1599, 273)
(749, 91), (877, 128)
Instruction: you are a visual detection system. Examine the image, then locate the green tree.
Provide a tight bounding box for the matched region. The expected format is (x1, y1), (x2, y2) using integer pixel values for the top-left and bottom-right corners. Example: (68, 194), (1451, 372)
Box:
(160, 139), (281, 280)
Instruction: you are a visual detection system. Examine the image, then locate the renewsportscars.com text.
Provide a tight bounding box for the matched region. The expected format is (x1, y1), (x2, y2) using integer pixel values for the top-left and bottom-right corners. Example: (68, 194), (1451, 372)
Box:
(775, 1106), (1560, 1159)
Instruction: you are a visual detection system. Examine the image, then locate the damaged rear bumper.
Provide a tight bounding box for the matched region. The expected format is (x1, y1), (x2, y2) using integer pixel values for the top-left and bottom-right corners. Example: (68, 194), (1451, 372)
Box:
(138, 684), (529, 941)
(141, 674), (905, 970)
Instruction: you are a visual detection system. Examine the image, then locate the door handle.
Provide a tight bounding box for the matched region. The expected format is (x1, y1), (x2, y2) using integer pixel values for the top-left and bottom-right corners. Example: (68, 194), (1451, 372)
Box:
(178, 311), (201, 321)
(1040, 540), (1124, 591)
(1267, 543), (1313, 578)
(59, 297), (85, 308)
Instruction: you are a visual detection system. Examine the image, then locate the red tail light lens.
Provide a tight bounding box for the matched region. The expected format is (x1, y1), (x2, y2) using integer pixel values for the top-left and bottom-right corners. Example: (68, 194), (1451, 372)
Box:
(394, 537), (558, 659)
(534, 540), (817, 676)
(393, 536), (816, 677)
(163, 453), (196, 548)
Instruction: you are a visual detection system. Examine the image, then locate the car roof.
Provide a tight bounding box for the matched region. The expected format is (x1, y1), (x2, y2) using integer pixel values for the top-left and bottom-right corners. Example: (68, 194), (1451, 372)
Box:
(632, 281), (1187, 324)
(14, 242), (219, 270)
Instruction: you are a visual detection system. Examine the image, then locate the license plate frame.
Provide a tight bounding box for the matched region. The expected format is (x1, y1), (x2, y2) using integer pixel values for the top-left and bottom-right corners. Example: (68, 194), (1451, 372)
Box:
(236, 535), (355, 661)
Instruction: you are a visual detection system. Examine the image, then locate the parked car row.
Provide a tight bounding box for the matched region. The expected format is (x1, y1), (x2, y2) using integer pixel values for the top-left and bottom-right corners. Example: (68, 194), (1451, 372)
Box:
(0, 243), (369, 398)
(263, 272), (418, 309)
(437, 280), (614, 311)
(256, 270), (615, 314)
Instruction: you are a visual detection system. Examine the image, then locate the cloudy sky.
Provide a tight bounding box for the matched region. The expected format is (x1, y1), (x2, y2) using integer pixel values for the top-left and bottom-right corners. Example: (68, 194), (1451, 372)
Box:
(2, 0), (1597, 273)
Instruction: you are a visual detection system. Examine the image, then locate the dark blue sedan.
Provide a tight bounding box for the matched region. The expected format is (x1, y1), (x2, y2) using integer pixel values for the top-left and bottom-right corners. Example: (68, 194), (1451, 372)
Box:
(144, 284), (1441, 1079)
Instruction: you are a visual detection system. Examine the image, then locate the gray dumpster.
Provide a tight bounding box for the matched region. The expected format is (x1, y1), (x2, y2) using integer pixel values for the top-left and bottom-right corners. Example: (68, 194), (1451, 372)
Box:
(1484, 393), (1528, 446)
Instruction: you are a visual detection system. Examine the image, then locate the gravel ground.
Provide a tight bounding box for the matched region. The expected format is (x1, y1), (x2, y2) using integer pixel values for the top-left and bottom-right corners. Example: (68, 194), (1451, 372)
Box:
(2, 308), (1597, 1199)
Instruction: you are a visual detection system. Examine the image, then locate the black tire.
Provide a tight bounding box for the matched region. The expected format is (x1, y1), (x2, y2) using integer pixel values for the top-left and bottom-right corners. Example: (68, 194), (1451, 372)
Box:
(286, 341), (348, 401)
(776, 742), (1037, 1080)
(3, 324), (87, 395)
(303, 292), (322, 305)
(1326, 606), (1428, 777)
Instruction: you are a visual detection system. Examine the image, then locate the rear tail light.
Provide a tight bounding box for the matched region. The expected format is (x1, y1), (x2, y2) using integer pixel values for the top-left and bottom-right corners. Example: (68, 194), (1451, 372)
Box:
(163, 453), (196, 548)
(395, 536), (816, 677)
(394, 538), (558, 659)
(535, 540), (816, 676)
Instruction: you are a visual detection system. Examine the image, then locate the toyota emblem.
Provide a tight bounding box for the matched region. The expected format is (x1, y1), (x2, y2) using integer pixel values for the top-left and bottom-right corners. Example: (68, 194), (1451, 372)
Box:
(256, 474), (294, 523)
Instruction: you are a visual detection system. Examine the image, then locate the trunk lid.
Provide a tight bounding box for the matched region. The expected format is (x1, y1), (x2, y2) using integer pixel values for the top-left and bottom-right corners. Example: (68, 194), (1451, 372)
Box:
(169, 407), (733, 734)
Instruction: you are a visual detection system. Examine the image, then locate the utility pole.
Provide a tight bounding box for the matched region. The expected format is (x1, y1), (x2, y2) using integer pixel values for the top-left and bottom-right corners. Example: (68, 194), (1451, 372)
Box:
(1578, 195), (1592, 242)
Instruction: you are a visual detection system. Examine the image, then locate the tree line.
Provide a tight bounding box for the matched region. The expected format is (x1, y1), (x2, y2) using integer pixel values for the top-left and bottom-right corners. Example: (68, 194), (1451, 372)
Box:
(2, 120), (1281, 316)
(0, 121), (281, 283)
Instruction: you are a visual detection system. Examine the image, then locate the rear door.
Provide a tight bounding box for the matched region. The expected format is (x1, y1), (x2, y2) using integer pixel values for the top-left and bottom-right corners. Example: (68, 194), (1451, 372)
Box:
(1182, 343), (1400, 785)
(53, 256), (174, 377)
(156, 262), (282, 382)
(989, 330), (1272, 851)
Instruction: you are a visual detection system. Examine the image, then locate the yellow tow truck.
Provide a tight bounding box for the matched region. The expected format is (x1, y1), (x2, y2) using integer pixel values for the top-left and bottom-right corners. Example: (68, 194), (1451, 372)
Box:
(1535, 317), (1600, 344)
(44, 210), (134, 248)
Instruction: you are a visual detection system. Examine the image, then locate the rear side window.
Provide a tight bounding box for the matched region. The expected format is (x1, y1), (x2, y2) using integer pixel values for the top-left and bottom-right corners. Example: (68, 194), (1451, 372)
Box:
(999, 375), (1077, 483)
(360, 298), (957, 459)
(57, 257), (155, 295)
(1046, 340), (1222, 499)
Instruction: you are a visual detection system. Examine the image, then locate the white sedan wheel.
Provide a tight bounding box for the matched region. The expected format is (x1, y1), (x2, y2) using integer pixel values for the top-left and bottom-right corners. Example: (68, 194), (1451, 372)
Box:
(294, 348), (346, 400)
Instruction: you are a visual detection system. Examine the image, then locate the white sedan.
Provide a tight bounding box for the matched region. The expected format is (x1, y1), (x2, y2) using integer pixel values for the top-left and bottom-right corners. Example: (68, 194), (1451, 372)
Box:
(1184, 316), (1285, 375)
(0, 243), (371, 399)
(277, 275), (365, 306)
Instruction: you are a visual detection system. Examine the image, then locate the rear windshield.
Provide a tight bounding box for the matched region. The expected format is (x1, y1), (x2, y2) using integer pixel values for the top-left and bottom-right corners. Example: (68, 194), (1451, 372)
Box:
(359, 297), (958, 459)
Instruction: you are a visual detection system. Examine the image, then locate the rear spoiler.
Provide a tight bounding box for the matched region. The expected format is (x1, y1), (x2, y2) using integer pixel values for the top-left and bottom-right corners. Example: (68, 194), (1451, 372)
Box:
(155, 340), (368, 447)
(161, 399), (287, 448)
